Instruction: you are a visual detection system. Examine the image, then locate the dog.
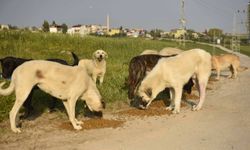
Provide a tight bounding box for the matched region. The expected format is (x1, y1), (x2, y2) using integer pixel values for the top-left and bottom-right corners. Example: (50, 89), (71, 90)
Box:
(137, 49), (211, 114)
(0, 52), (79, 117)
(159, 47), (183, 56)
(78, 50), (108, 85)
(211, 54), (240, 80)
(0, 60), (105, 133)
(140, 49), (158, 55)
(0, 52), (79, 79)
(127, 54), (194, 105)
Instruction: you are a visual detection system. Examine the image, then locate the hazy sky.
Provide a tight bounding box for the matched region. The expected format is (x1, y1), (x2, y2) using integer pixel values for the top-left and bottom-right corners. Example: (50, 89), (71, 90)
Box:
(0, 0), (248, 33)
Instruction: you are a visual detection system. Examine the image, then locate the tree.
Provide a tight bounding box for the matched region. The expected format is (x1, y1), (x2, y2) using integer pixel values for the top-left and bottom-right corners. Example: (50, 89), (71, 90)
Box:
(42, 20), (50, 32)
(52, 20), (56, 26)
(61, 23), (68, 34)
(149, 29), (163, 39)
(8, 24), (18, 30)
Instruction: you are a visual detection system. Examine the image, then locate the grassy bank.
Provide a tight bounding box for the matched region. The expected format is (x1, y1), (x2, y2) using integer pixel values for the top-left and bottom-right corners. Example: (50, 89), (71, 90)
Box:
(240, 45), (250, 56)
(0, 31), (226, 121)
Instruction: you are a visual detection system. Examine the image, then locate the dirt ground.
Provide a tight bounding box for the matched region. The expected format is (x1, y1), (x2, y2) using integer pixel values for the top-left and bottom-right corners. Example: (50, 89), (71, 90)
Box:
(0, 49), (250, 150)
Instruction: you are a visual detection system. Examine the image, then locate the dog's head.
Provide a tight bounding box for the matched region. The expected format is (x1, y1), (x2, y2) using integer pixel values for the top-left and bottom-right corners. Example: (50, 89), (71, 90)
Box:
(93, 50), (108, 62)
(84, 95), (106, 114)
(0, 57), (32, 79)
(137, 86), (153, 109)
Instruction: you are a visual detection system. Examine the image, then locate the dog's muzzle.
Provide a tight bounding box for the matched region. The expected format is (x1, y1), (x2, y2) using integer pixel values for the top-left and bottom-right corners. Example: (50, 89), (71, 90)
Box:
(136, 97), (149, 109)
(97, 55), (104, 62)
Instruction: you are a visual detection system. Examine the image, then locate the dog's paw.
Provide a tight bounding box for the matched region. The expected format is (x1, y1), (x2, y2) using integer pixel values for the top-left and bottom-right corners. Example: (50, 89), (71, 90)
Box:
(172, 109), (180, 114)
(74, 125), (82, 130)
(166, 106), (173, 111)
(192, 105), (201, 111)
(75, 119), (83, 125)
(138, 104), (147, 110)
(12, 128), (21, 133)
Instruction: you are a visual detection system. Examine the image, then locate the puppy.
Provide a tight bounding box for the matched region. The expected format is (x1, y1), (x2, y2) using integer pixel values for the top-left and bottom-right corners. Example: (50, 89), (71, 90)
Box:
(127, 54), (194, 105)
(0, 60), (105, 133)
(79, 50), (108, 85)
(211, 54), (240, 80)
(159, 47), (183, 56)
(138, 49), (211, 114)
(140, 49), (158, 55)
(0, 52), (79, 117)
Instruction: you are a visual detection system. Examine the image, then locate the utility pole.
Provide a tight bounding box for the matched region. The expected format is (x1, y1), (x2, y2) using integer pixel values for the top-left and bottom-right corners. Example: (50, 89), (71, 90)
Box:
(213, 30), (215, 55)
(107, 14), (110, 33)
(248, 1), (250, 42)
(179, 0), (186, 47)
(231, 12), (240, 52)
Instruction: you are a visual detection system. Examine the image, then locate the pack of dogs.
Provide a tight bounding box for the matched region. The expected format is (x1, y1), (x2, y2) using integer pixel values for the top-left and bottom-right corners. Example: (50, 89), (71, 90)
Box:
(0, 48), (245, 133)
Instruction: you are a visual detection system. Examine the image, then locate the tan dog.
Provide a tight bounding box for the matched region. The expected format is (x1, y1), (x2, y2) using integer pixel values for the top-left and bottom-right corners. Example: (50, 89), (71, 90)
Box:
(211, 54), (240, 80)
(0, 60), (105, 133)
(138, 49), (211, 114)
(79, 50), (108, 85)
(159, 47), (183, 56)
(140, 49), (158, 55)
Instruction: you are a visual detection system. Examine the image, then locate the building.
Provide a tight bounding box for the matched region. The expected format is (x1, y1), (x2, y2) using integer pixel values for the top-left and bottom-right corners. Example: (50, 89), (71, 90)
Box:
(49, 25), (62, 33)
(107, 28), (120, 36)
(170, 28), (187, 39)
(67, 24), (106, 36)
(0, 24), (9, 30)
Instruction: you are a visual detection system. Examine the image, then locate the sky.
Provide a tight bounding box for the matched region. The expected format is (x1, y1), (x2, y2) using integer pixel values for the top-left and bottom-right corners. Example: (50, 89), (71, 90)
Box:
(0, 0), (248, 33)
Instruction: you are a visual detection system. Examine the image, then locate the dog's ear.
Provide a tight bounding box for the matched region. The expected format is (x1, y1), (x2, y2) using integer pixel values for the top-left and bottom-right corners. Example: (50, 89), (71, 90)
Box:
(145, 88), (152, 98)
(104, 51), (108, 58)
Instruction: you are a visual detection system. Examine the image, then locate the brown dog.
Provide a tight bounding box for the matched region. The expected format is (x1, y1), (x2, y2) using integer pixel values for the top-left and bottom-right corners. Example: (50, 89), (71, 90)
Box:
(211, 54), (240, 80)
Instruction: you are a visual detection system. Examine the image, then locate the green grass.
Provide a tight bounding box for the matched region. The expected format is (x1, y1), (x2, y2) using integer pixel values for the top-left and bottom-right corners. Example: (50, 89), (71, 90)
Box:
(240, 45), (250, 56)
(0, 30), (227, 122)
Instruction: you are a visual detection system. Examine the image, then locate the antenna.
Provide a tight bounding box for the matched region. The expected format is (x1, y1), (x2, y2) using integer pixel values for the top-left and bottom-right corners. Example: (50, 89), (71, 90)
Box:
(179, 0), (186, 47)
(231, 11), (240, 52)
(107, 14), (110, 33)
(248, 1), (250, 41)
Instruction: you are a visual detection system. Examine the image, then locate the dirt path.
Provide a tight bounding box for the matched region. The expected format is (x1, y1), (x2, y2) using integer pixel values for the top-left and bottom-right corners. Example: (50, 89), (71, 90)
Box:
(1, 48), (250, 150)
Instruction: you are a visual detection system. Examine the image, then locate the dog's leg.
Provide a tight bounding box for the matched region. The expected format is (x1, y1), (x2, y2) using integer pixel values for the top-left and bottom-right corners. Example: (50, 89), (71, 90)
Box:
(62, 101), (83, 126)
(67, 98), (82, 130)
(10, 86), (33, 133)
(99, 75), (104, 85)
(166, 88), (175, 111)
(21, 89), (35, 119)
(92, 75), (97, 84)
(228, 66), (234, 78)
(215, 69), (220, 80)
(172, 86), (182, 114)
(232, 66), (237, 78)
(193, 82), (207, 111)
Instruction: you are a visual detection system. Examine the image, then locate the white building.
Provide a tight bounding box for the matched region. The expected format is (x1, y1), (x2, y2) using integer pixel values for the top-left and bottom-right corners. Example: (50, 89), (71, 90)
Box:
(67, 24), (106, 36)
(49, 25), (62, 33)
(0, 24), (9, 30)
(67, 24), (90, 36)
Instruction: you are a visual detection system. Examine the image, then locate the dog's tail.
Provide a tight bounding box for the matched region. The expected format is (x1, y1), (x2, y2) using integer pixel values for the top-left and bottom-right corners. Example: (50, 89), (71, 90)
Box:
(70, 52), (79, 66)
(0, 81), (15, 96)
(237, 66), (248, 72)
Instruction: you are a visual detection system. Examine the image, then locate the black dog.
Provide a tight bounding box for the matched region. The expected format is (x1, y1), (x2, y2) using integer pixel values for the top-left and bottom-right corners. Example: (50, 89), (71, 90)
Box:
(0, 52), (79, 117)
(126, 54), (194, 106)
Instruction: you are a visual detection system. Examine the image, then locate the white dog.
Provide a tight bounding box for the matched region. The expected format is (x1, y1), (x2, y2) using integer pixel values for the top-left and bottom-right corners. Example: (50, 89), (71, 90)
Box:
(138, 49), (211, 114)
(0, 60), (105, 133)
(140, 49), (158, 55)
(79, 50), (108, 85)
(159, 47), (183, 56)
